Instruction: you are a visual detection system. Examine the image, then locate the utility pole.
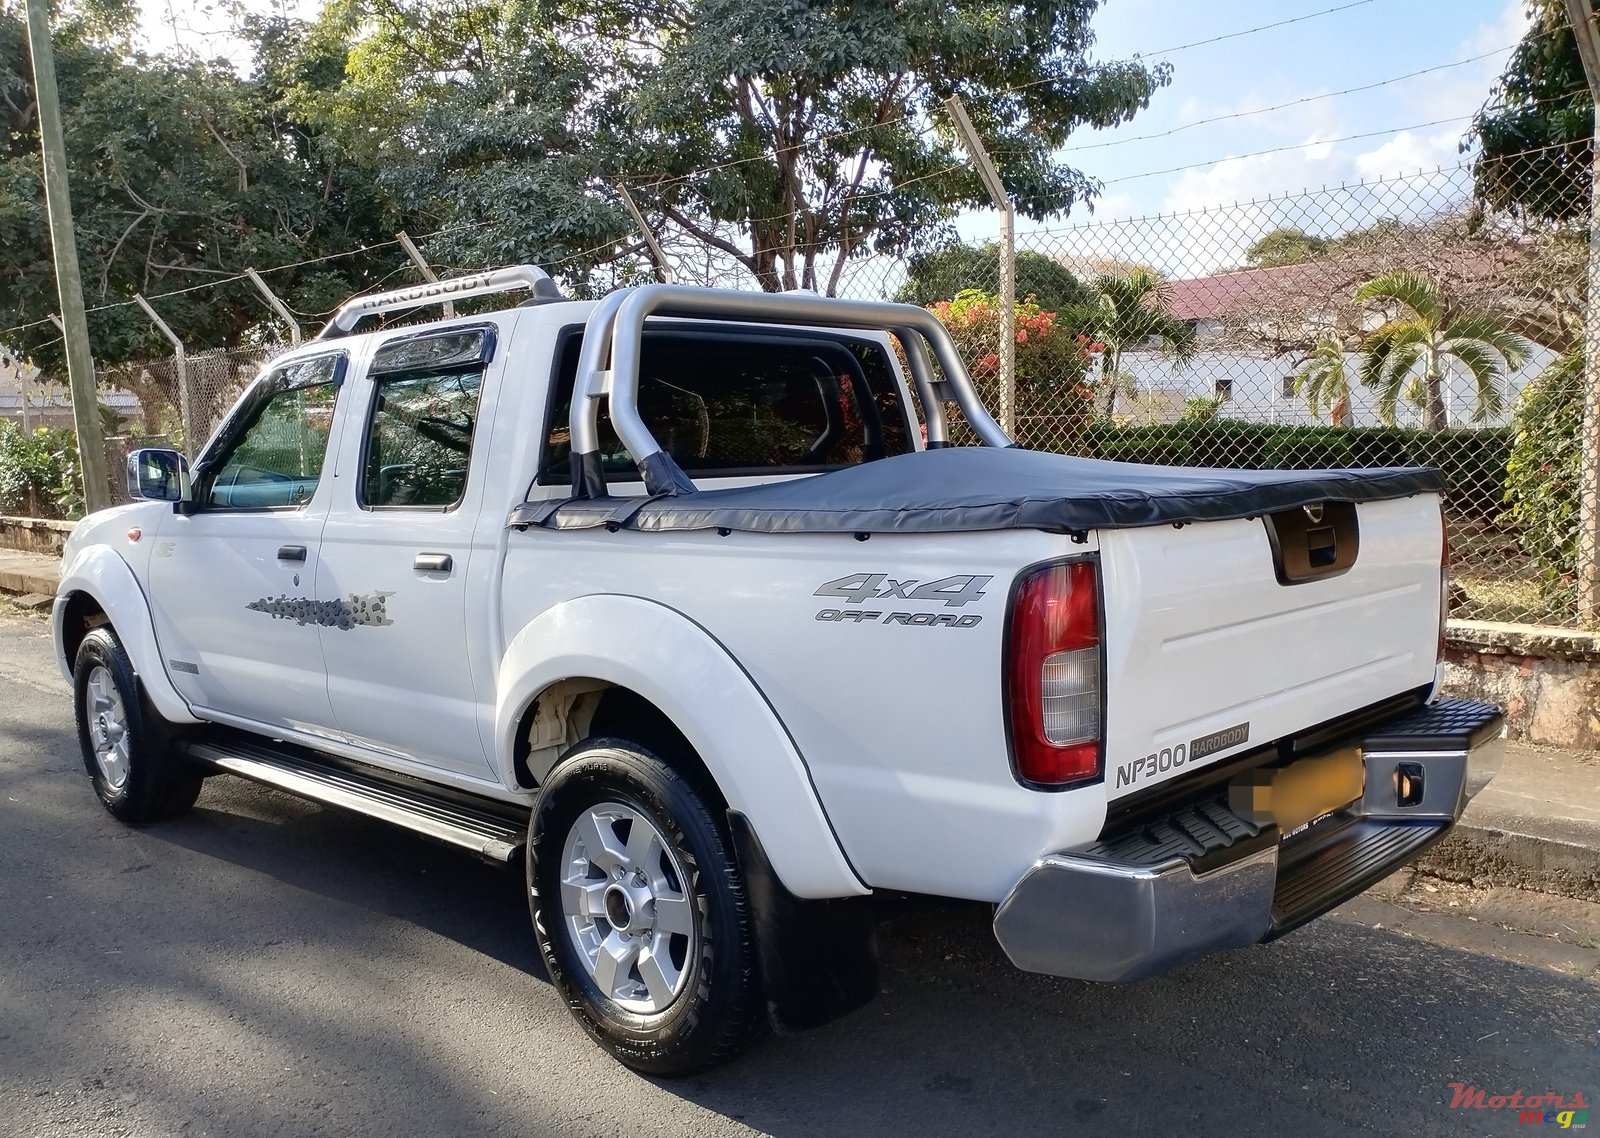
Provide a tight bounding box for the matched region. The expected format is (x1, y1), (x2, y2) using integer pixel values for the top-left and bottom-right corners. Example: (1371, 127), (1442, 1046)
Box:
(1564, 0), (1600, 626)
(24, 0), (109, 512)
(944, 95), (1016, 438)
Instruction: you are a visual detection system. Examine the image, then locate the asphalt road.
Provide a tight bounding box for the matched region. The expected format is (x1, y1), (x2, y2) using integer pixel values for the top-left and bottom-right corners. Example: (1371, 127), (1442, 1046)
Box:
(1, 612), (1595, 1138)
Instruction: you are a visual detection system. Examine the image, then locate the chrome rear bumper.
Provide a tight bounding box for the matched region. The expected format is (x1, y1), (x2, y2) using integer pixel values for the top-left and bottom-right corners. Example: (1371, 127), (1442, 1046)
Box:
(992, 698), (1505, 983)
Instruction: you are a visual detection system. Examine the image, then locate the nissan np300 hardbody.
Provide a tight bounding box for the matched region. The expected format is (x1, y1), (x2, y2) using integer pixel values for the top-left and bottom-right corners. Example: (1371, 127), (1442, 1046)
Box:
(54, 266), (1504, 1075)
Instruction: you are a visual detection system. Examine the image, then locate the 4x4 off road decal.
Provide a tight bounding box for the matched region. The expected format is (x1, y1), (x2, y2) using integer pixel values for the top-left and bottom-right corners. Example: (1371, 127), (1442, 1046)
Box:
(813, 573), (992, 628)
(247, 591), (395, 630)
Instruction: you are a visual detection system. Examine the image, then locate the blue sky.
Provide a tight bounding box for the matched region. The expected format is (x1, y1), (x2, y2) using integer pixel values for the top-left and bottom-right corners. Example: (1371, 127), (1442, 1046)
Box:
(957, 0), (1530, 243)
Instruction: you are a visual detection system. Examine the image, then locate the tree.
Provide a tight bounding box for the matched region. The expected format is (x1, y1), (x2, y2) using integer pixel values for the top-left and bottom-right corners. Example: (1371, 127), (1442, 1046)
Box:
(0, 2), (400, 370)
(1292, 333), (1353, 426)
(1353, 269), (1531, 429)
(314, 0), (1172, 294)
(1244, 227), (1330, 268)
(1084, 268), (1195, 416)
(895, 242), (1093, 311)
(1465, 0), (1591, 222)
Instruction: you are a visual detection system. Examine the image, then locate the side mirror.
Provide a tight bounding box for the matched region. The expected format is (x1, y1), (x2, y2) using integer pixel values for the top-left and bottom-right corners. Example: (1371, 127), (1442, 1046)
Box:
(126, 448), (190, 503)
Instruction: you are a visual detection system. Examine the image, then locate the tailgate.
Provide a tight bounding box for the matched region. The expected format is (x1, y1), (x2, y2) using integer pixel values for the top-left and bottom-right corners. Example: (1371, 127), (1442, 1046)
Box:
(1098, 492), (1443, 798)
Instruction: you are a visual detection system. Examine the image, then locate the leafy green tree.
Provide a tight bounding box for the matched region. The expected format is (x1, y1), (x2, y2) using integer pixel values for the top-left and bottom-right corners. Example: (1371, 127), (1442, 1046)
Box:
(1353, 270), (1531, 429)
(1293, 334), (1353, 426)
(1465, 0), (1591, 222)
(1084, 268), (1195, 416)
(1244, 227), (1330, 268)
(895, 242), (1094, 312)
(313, 0), (1171, 293)
(0, 1), (399, 370)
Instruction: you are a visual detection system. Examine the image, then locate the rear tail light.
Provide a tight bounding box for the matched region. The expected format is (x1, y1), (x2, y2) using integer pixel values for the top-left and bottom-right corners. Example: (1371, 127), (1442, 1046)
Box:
(1007, 560), (1103, 786)
(1439, 516), (1451, 663)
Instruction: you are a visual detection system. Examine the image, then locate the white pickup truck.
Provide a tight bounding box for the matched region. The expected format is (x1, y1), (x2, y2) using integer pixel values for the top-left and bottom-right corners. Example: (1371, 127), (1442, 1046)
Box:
(54, 266), (1503, 1075)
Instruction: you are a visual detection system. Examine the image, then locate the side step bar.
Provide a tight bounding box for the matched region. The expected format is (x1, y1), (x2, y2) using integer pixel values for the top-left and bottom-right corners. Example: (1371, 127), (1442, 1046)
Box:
(186, 737), (529, 864)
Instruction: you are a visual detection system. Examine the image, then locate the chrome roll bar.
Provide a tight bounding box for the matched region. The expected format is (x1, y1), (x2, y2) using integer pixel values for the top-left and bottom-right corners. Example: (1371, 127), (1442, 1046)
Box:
(567, 285), (1011, 497)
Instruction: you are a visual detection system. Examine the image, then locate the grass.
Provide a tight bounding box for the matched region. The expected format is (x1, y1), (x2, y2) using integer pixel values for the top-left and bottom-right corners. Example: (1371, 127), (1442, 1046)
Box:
(0, 596), (48, 621)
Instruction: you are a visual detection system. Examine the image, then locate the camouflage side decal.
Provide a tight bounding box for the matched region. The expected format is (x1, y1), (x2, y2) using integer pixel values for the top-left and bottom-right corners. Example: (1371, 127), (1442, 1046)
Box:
(247, 592), (395, 630)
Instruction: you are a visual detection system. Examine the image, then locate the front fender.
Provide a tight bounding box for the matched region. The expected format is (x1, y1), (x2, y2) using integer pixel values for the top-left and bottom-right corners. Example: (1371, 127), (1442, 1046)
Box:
(495, 594), (867, 900)
(54, 545), (200, 725)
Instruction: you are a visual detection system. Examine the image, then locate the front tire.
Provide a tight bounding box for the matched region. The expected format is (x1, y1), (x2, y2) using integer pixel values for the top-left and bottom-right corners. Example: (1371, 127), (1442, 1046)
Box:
(529, 739), (763, 1076)
(73, 627), (202, 824)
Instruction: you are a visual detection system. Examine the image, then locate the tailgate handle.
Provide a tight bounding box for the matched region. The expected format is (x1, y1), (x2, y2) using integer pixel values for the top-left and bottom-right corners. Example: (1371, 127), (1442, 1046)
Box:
(1263, 502), (1358, 585)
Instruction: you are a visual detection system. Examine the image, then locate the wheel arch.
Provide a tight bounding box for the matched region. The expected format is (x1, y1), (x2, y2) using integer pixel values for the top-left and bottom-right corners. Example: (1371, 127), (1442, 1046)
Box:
(54, 547), (200, 724)
(495, 594), (867, 900)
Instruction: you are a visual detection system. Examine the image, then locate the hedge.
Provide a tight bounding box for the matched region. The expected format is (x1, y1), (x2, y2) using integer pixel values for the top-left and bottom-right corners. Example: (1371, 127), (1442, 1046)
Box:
(1079, 421), (1512, 518)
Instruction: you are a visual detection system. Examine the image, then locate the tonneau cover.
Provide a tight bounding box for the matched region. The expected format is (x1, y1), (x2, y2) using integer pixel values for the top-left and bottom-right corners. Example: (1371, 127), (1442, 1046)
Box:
(509, 447), (1443, 536)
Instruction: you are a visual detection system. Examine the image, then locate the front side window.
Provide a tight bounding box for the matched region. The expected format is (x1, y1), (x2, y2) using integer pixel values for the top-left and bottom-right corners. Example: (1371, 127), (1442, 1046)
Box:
(202, 354), (343, 509)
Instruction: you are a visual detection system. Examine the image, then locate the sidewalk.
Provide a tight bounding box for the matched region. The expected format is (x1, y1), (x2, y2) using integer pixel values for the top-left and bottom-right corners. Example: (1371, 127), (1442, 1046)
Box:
(0, 549), (1596, 896)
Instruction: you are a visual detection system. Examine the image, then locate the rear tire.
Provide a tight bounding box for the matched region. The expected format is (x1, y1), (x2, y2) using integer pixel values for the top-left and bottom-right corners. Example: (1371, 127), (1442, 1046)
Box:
(529, 738), (763, 1076)
(73, 627), (202, 824)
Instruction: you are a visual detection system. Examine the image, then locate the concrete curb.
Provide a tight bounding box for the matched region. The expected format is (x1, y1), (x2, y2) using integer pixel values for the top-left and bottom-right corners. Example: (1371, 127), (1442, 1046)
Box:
(1419, 822), (1600, 903)
(0, 564), (57, 597)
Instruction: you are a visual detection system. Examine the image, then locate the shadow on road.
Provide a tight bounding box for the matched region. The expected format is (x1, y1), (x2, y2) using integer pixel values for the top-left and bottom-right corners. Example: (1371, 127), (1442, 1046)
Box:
(3, 709), (1596, 1137)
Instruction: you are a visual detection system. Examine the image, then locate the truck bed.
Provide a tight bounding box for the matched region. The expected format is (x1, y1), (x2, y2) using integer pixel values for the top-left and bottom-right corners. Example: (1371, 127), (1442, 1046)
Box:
(511, 446), (1444, 535)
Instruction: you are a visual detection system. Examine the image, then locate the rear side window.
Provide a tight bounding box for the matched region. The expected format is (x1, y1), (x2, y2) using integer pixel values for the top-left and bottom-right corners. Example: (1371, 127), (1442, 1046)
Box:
(539, 326), (914, 483)
(361, 327), (492, 509)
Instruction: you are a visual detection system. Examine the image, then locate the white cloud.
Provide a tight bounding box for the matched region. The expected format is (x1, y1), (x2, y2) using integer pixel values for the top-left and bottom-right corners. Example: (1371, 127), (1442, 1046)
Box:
(1353, 127), (1465, 178)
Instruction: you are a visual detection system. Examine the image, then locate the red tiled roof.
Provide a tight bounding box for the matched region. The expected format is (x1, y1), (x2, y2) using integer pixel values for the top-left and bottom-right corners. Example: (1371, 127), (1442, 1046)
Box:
(1165, 262), (1326, 322)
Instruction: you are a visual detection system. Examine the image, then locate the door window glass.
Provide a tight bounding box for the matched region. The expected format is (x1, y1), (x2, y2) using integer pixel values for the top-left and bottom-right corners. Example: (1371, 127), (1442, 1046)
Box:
(362, 367), (485, 508)
(203, 355), (343, 509)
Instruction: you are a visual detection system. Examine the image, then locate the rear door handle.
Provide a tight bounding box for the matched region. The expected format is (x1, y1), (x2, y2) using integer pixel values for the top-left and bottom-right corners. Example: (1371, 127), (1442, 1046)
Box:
(276, 545), (307, 562)
(413, 553), (453, 573)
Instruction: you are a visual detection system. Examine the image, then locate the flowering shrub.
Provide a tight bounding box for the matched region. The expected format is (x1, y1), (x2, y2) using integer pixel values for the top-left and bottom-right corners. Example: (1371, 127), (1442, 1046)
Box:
(927, 289), (1101, 450)
(0, 421), (83, 518)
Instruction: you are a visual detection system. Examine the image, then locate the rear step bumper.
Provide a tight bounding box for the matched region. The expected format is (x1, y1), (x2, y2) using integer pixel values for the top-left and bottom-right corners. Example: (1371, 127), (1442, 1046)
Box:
(991, 698), (1504, 982)
(186, 737), (529, 864)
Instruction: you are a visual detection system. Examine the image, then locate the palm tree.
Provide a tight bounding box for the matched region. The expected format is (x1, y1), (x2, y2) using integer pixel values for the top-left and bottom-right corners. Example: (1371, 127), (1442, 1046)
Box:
(1083, 268), (1197, 416)
(1293, 334), (1353, 426)
(1353, 269), (1531, 429)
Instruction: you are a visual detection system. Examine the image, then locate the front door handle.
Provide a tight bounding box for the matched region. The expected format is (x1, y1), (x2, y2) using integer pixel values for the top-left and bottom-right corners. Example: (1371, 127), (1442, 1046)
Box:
(277, 545), (307, 562)
(413, 552), (453, 573)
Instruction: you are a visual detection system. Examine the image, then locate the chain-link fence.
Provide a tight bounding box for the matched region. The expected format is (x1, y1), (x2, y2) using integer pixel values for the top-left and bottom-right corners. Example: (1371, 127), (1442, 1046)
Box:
(96, 345), (272, 504)
(81, 143), (1590, 628)
(824, 144), (1588, 630)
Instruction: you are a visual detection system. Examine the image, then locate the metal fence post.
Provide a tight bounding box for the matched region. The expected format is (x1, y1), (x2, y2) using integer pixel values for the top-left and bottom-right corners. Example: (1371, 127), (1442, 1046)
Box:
(944, 95), (1016, 437)
(133, 294), (191, 452)
(396, 231), (454, 320)
(1563, 0), (1600, 626)
(616, 182), (675, 284)
(244, 268), (302, 346)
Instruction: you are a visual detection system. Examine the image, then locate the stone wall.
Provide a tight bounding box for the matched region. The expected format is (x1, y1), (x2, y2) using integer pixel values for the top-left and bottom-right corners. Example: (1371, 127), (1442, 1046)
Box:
(1443, 620), (1600, 750)
(0, 516), (73, 557)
